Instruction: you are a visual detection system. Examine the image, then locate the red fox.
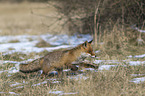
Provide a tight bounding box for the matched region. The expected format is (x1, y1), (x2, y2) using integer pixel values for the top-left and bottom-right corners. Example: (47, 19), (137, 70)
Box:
(19, 40), (96, 77)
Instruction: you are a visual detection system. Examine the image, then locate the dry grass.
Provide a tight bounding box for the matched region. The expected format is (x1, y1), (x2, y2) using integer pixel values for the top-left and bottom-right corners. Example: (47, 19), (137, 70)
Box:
(0, 2), (67, 35)
(0, 2), (145, 96)
(35, 39), (54, 48)
(95, 23), (145, 60)
(0, 64), (145, 95)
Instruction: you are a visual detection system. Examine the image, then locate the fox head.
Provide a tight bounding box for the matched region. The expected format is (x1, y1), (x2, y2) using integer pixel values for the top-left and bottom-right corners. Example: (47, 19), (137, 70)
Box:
(81, 40), (96, 56)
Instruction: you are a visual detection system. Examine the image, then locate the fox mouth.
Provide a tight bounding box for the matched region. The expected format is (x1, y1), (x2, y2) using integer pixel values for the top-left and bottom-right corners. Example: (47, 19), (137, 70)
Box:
(91, 55), (96, 58)
(83, 53), (96, 58)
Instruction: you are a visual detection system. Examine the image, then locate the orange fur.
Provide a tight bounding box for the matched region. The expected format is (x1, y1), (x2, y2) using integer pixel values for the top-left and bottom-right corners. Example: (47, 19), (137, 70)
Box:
(19, 40), (95, 76)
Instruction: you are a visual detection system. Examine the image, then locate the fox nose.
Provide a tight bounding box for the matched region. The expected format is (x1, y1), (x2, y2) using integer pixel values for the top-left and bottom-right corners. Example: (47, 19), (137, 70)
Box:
(91, 53), (95, 56)
(91, 55), (96, 58)
(91, 53), (96, 58)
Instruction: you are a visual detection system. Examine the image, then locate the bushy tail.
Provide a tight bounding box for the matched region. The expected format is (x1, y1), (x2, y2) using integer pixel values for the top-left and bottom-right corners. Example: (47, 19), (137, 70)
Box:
(19, 58), (44, 73)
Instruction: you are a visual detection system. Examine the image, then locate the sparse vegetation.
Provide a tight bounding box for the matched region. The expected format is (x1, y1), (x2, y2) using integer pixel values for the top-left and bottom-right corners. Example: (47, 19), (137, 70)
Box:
(8, 39), (20, 43)
(8, 47), (15, 50)
(1, 52), (27, 61)
(35, 39), (54, 48)
(0, 63), (145, 95)
(0, 1), (145, 96)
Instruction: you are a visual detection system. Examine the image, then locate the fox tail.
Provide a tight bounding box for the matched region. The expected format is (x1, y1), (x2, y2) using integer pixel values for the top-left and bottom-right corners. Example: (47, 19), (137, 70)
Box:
(19, 58), (43, 73)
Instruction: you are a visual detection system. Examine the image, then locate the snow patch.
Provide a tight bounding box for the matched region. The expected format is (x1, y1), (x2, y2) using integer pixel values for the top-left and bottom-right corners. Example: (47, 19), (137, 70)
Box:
(68, 74), (89, 80)
(98, 65), (117, 70)
(131, 24), (145, 33)
(10, 82), (22, 87)
(128, 54), (145, 58)
(128, 61), (145, 66)
(131, 74), (145, 77)
(32, 81), (47, 86)
(130, 77), (145, 84)
(9, 92), (18, 95)
(49, 91), (64, 94)
(49, 90), (78, 95)
(0, 34), (92, 54)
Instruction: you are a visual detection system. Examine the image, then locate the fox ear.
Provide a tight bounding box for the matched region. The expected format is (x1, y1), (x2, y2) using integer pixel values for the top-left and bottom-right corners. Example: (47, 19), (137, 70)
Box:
(88, 39), (93, 44)
(83, 41), (88, 47)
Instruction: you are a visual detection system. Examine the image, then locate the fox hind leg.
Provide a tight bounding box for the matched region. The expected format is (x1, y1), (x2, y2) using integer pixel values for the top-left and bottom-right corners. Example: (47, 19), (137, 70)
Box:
(56, 67), (63, 77)
(41, 66), (53, 78)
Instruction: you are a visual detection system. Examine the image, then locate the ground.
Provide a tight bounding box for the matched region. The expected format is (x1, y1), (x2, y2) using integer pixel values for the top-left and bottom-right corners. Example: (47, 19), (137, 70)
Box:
(0, 2), (145, 96)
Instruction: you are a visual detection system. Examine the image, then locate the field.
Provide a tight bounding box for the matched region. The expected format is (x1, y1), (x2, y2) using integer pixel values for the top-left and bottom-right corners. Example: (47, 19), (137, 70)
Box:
(0, 2), (67, 36)
(0, 2), (145, 96)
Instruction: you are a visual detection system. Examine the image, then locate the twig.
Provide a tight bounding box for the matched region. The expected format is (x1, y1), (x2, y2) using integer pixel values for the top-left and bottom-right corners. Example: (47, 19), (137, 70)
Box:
(94, 0), (101, 48)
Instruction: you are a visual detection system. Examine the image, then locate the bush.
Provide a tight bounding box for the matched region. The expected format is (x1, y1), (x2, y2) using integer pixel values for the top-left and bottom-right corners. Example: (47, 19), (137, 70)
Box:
(48, 0), (145, 34)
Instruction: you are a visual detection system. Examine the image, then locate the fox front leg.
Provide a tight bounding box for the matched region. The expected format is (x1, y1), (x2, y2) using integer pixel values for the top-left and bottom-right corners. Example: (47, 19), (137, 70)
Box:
(65, 64), (78, 71)
(70, 65), (78, 71)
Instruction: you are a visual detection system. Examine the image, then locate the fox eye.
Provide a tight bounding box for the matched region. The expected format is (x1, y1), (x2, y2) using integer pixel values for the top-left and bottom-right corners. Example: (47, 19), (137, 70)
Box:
(88, 50), (92, 53)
